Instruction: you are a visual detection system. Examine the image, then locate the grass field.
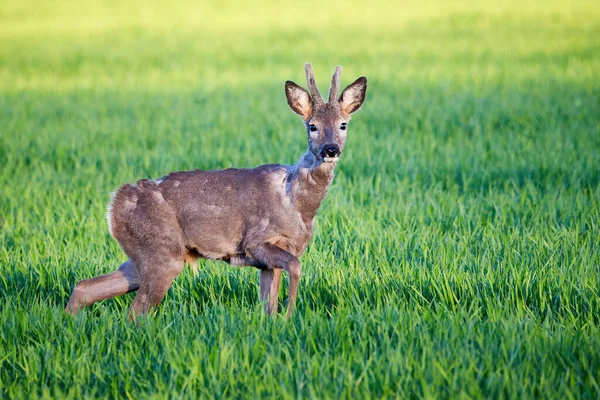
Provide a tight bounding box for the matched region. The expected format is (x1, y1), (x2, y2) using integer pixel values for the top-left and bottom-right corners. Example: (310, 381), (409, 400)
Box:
(1, 0), (600, 398)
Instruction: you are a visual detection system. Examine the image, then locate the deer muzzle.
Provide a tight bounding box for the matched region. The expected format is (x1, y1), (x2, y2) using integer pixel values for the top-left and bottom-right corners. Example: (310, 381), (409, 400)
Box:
(321, 144), (341, 162)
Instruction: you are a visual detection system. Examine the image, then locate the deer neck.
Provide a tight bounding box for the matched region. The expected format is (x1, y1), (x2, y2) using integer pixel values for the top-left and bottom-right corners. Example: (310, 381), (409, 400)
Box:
(287, 150), (336, 226)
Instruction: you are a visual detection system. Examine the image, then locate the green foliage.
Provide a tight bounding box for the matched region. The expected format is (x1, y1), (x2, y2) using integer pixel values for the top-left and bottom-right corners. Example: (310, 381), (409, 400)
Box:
(1, 0), (599, 398)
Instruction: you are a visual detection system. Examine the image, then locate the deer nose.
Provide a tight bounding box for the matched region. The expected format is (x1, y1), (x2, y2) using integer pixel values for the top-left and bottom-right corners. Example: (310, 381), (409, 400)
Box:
(321, 144), (340, 159)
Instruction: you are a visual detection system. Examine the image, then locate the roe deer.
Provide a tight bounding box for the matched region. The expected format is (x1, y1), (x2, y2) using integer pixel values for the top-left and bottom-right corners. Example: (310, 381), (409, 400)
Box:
(66, 63), (367, 319)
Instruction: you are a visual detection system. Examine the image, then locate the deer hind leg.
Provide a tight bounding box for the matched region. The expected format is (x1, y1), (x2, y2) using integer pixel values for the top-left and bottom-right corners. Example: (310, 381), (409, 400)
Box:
(129, 257), (184, 320)
(66, 259), (140, 315)
(108, 181), (186, 320)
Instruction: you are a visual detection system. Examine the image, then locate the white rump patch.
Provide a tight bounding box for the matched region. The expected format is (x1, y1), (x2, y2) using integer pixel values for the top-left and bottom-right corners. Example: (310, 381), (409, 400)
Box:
(106, 191), (116, 237)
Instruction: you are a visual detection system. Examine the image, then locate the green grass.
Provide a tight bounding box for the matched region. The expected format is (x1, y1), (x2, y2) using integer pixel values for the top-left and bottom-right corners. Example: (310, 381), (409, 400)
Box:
(1, 0), (600, 398)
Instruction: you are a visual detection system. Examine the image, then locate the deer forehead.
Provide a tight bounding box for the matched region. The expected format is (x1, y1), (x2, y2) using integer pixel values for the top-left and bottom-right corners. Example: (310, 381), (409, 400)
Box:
(309, 103), (345, 125)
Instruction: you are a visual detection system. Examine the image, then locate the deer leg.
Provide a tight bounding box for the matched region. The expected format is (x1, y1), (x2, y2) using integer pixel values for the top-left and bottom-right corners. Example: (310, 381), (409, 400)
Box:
(250, 244), (301, 318)
(259, 268), (282, 315)
(66, 260), (140, 315)
(129, 258), (183, 320)
(227, 253), (282, 314)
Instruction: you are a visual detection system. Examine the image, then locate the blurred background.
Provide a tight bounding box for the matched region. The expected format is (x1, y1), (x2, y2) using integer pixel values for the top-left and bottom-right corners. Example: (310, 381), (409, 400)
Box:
(2, 0), (598, 188)
(1, 0), (598, 91)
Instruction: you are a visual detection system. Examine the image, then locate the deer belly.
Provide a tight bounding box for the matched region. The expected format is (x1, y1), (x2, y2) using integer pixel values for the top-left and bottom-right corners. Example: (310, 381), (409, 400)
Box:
(180, 216), (244, 260)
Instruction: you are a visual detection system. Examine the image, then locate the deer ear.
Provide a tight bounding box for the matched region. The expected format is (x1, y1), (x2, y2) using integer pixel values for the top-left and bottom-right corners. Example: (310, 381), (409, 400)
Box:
(285, 81), (313, 120)
(339, 77), (367, 115)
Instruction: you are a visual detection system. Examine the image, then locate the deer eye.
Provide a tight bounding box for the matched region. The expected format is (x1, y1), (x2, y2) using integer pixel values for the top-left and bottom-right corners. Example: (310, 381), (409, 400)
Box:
(340, 123), (347, 130)
(309, 124), (318, 132)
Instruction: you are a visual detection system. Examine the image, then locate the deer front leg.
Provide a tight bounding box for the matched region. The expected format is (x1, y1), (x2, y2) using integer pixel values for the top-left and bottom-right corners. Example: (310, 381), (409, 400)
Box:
(228, 253), (284, 315)
(249, 244), (301, 318)
(260, 269), (282, 315)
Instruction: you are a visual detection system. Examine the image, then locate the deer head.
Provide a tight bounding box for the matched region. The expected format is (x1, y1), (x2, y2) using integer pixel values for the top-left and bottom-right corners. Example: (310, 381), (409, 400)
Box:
(285, 63), (367, 163)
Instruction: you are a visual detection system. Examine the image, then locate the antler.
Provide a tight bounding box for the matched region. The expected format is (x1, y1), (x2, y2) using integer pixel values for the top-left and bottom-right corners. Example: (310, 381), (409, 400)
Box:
(304, 63), (324, 105)
(328, 66), (342, 103)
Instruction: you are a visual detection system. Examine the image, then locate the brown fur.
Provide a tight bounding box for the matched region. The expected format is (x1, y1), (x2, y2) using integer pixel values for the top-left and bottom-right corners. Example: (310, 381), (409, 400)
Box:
(66, 64), (367, 319)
